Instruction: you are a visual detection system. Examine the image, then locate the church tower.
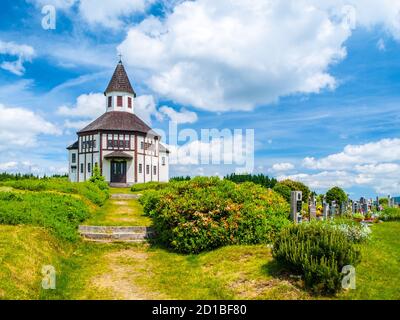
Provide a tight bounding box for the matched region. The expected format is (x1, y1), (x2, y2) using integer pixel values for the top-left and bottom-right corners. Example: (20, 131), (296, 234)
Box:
(104, 59), (137, 113)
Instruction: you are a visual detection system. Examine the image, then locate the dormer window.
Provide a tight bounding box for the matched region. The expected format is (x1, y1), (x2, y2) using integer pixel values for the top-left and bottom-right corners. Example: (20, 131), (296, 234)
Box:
(108, 96), (112, 108)
(117, 96), (123, 107)
(128, 97), (132, 108)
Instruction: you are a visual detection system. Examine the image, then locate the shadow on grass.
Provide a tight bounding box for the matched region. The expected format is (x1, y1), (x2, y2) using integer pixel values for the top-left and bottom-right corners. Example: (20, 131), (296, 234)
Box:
(261, 259), (307, 294)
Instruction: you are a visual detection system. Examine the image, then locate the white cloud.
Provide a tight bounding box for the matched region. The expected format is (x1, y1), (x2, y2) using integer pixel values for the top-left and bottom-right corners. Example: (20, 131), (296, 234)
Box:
(78, 0), (154, 29)
(159, 106), (198, 124)
(134, 95), (161, 125)
(281, 138), (400, 195)
(57, 92), (105, 118)
(57, 92), (162, 128)
(271, 162), (295, 172)
(0, 160), (67, 175)
(28, 0), (76, 10)
(118, 0), (400, 112)
(0, 104), (61, 151)
(303, 138), (400, 170)
(0, 40), (35, 75)
(118, 0), (351, 111)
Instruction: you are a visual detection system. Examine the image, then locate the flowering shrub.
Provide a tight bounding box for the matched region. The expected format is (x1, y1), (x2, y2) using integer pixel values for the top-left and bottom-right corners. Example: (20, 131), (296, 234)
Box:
(273, 222), (361, 295)
(140, 177), (290, 253)
(334, 223), (371, 243)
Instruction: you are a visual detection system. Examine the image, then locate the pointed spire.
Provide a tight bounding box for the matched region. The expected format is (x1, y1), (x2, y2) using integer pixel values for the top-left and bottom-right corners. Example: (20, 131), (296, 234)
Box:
(104, 60), (136, 97)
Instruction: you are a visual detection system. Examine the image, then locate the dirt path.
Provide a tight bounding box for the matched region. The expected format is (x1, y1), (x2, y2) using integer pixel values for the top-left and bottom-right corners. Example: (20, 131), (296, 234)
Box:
(86, 246), (165, 300)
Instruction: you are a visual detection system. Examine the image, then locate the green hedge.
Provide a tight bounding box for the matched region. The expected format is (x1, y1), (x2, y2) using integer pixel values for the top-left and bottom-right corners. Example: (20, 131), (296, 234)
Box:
(140, 177), (290, 254)
(2, 178), (109, 206)
(0, 192), (89, 241)
(272, 222), (361, 294)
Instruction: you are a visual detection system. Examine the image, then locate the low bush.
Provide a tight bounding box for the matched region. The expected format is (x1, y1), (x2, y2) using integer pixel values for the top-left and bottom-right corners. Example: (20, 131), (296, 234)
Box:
(272, 222), (361, 295)
(0, 192), (89, 241)
(131, 181), (168, 192)
(272, 183), (291, 203)
(140, 177), (290, 254)
(2, 178), (109, 206)
(379, 207), (400, 221)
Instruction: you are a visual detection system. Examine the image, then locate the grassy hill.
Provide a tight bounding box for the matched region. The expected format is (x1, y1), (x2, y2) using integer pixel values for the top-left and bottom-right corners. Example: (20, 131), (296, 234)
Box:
(0, 225), (73, 299)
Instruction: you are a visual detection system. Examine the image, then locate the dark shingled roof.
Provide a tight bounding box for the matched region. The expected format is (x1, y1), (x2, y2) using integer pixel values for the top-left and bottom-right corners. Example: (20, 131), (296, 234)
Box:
(67, 141), (78, 150)
(77, 111), (159, 136)
(104, 62), (136, 97)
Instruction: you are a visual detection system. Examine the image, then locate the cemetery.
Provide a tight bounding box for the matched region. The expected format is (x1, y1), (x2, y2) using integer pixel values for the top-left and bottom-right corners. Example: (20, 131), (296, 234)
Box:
(0, 174), (399, 299)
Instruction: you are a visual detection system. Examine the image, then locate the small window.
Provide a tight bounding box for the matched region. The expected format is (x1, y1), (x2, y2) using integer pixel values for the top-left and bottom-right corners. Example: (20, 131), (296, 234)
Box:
(128, 97), (132, 108)
(162, 157), (166, 166)
(153, 166), (157, 175)
(138, 164), (142, 173)
(146, 165), (150, 175)
(80, 163), (84, 173)
(71, 153), (76, 164)
(117, 96), (123, 107)
(140, 141), (144, 150)
(108, 96), (112, 108)
(88, 163), (91, 173)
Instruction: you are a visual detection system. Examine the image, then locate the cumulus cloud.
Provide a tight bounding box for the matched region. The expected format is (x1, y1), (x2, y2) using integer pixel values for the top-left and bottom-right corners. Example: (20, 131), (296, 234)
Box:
(134, 95), (162, 125)
(303, 138), (400, 170)
(159, 106), (198, 124)
(57, 93), (161, 127)
(29, 0), (154, 29)
(118, 0), (400, 112)
(281, 138), (400, 195)
(78, 0), (154, 29)
(0, 104), (61, 150)
(0, 40), (35, 75)
(57, 92), (105, 118)
(271, 162), (295, 172)
(0, 160), (67, 175)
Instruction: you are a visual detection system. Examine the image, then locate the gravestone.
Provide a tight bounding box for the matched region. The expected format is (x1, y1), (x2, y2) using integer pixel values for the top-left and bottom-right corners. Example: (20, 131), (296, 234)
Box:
(309, 195), (317, 220)
(323, 202), (330, 220)
(388, 195), (392, 208)
(330, 200), (336, 218)
(290, 191), (303, 223)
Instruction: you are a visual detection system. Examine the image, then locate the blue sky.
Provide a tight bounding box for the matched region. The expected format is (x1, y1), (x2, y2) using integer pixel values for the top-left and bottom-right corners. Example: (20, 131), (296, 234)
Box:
(0, 0), (400, 199)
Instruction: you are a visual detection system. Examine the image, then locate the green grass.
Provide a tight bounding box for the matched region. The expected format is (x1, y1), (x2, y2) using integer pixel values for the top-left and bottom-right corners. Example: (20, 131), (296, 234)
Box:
(0, 191), (90, 241)
(84, 197), (152, 227)
(42, 221), (400, 300)
(1, 178), (109, 206)
(0, 225), (73, 299)
(338, 221), (400, 300)
(109, 187), (134, 194)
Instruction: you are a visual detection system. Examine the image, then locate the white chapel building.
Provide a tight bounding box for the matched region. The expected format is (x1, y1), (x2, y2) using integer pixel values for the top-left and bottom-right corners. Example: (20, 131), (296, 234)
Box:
(67, 60), (169, 186)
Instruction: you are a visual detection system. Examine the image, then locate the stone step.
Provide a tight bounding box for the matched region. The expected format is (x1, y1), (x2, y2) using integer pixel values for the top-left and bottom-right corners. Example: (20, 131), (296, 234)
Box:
(111, 193), (142, 200)
(110, 183), (130, 188)
(79, 225), (152, 233)
(80, 232), (153, 241)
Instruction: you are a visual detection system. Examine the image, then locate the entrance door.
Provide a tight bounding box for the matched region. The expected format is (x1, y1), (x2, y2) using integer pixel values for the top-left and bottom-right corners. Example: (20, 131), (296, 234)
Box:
(111, 161), (127, 183)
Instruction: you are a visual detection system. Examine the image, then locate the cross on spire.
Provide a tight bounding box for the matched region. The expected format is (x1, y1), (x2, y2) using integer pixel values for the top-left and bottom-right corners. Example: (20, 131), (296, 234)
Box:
(118, 53), (123, 63)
